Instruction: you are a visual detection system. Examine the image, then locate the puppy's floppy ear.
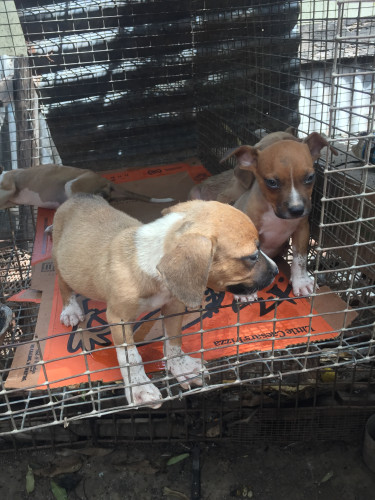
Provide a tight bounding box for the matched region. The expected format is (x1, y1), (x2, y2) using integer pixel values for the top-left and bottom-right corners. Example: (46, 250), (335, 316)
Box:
(221, 145), (258, 171)
(304, 132), (338, 160)
(157, 233), (214, 308)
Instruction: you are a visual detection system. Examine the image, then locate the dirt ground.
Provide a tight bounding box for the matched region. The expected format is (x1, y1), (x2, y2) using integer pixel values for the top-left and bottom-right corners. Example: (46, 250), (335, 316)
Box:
(1, 439), (375, 500)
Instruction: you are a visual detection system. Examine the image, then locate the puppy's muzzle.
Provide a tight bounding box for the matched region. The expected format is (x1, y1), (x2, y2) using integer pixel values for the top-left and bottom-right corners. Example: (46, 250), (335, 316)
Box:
(288, 204), (305, 218)
(226, 253), (278, 295)
(276, 199), (311, 219)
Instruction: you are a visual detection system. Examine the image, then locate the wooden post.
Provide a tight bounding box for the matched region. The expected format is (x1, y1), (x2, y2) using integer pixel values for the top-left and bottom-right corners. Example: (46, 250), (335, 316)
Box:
(13, 57), (39, 168)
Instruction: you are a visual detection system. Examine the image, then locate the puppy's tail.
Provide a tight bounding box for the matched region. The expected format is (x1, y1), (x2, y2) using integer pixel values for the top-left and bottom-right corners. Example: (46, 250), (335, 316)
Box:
(109, 185), (173, 204)
(149, 196), (174, 203)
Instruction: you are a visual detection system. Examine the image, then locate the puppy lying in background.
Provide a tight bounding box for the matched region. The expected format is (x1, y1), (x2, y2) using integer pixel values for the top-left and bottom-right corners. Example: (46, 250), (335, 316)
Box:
(188, 128), (300, 204)
(52, 195), (278, 408)
(0, 164), (173, 210)
(190, 129), (338, 297)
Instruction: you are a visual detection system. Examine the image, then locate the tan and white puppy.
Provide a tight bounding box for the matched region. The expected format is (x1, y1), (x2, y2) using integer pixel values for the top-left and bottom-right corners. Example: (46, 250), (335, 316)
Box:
(52, 195), (278, 408)
(190, 131), (337, 297)
(0, 163), (172, 210)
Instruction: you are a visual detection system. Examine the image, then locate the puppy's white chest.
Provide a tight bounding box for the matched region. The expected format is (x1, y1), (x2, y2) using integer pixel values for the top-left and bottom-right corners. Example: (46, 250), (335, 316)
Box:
(11, 188), (60, 209)
(259, 208), (300, 257)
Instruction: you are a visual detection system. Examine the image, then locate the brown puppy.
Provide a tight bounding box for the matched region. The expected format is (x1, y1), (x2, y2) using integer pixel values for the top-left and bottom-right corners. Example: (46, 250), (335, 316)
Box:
(0, 163), (173, 209)
(52, 195), (278, 408)
(226, 133), (337, 297)
(190, 130), (337, 297)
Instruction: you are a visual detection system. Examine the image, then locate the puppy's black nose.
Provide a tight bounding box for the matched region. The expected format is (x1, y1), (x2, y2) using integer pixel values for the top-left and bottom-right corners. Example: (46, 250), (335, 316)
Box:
(288, 205), (304, 217)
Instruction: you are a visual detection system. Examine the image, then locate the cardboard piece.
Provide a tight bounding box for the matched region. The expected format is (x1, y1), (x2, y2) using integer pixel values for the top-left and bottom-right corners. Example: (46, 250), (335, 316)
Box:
(7, 288), (42, 303)
(31, 208), (54, 266)
(5, 161), (357, 390)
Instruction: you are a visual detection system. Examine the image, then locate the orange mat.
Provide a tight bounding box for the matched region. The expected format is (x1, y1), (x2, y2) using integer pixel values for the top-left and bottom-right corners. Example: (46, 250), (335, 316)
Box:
(36, 272), (339, 389)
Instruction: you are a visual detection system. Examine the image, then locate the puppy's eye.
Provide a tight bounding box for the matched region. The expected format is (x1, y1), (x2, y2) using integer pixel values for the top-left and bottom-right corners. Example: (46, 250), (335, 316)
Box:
(304, 173), (315, 184)
(241, 251), (259, 265)
(265, 178), (280, 189)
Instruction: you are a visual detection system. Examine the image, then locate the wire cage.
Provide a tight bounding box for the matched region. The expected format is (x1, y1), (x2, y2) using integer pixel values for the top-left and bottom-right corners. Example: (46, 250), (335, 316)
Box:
(0, 0), (374, 448)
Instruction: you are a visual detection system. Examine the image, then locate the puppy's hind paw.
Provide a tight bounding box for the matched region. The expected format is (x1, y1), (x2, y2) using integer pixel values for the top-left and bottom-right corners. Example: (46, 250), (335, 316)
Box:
(60, 295), (85, 327)
(60, 308), (85, 327)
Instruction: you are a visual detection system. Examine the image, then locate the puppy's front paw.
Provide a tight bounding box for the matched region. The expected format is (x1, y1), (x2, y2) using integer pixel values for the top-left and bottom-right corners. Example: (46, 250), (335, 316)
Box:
(117, 346), (163, 408)
(233, 292), (258, 303)
(292, 275), (315, 297)
(126, 381), (162, 409)
(291, 254), (315, 297)
(167, 348), (207, 389)
(60, 296), (85, 327)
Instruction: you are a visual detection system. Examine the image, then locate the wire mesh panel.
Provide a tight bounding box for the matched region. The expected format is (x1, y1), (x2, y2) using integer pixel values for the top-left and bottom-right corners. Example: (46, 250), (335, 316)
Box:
(0, 0), (374, 445)
(15, 0), (200, 169)
(196, 0), (301, 172)
(308, 0), (375, 339)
